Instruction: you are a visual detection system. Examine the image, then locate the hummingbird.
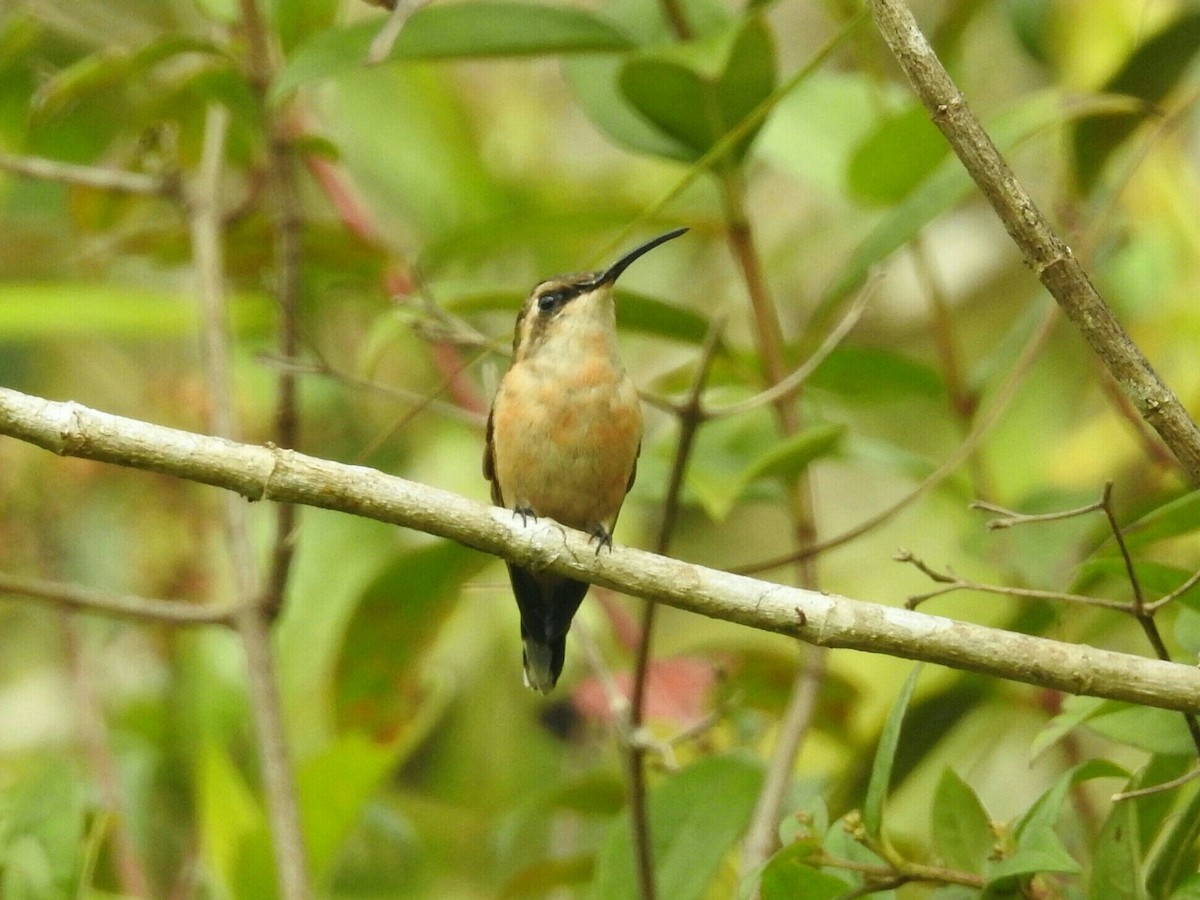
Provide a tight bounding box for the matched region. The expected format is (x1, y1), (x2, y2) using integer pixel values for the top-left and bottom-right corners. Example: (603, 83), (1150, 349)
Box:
(484, 227), (688, 693)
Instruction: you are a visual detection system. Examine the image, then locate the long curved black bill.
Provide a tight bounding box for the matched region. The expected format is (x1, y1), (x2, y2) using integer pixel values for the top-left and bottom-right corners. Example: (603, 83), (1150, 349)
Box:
(598, 227), (688, 286)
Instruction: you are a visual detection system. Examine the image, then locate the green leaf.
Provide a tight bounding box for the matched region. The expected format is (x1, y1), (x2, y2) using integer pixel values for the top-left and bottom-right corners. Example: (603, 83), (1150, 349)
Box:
(1169, 875), (1200, 900)
(561, 0), (741, 158)
(1140, 756), (1199, 898)
(0, 760), (86, 899)
(590, 755), (763, 900)
(681, 420), (842, 521)
(1014, 758), (1127, 845)
(299, 732), (406, 882)
(760, 853), (851, 900)
(863, 665), (921, 841)
(987, 845), (1080, 883)
(1114, 491), (1200, 553)
(566, 54), (698, 159)
(931, 768), (992, 874)
(0, 283), (271, 339)
(809, 346), (944, 404)
(619, 16), (775, 161)
(269, 0), (339, 55)
(987, 758), (1126, 889)
(821, 90), (1062, 306)
(847, 103), (948, 205)
(739, 423), (845, 484)
(31, 35), (223, 121)
(1030, 694), (1104, 759)
(275, 4), (636, 98)
(616, 291), (716, 344)
(335, 541), (482, 738)
(1081, 701), (1197, 756)
(197, 743), (264, 893)
(1072, 12), (1200, 192)
(1088, 797), (1145, 900)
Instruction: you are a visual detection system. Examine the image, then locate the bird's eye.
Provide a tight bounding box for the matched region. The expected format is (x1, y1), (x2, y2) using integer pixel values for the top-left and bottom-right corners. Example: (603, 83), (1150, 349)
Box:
(537, 289), (567, 313)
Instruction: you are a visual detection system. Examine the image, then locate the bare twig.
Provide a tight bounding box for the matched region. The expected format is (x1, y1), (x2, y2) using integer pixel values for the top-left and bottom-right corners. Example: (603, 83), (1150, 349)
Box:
(257, 353), (487, 427)
(625, 316), (725, 900)
(61, 613), (154, 898)
(0, 572), (238, 624)
(971, 494), (1107, 529)
(1146, 565), (1200, 614)
(1113, 764), (1200, 802)
(869, 0), (1200, 484)
(0, 151), (176, 196)
(189, 98), (313, 900)
(1096, 486), (1200, 755)
(704, 283), (872, 421)
(895, 550), (1130, 613)
(8, 388), (1200, 712)
(367, 0), (431, 63)
(738, 301), (1059, 574)
(719, 163), (825, 885)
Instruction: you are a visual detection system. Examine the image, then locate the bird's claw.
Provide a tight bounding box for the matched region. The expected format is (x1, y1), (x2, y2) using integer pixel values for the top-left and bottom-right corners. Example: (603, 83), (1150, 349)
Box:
(588, 524), (613, 555)
(513, 506), (537, 527)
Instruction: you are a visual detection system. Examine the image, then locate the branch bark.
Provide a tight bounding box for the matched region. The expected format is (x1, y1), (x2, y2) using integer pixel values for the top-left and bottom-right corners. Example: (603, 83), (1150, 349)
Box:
(4, 385), (1200, 713)
(868, 0), (1200, 485)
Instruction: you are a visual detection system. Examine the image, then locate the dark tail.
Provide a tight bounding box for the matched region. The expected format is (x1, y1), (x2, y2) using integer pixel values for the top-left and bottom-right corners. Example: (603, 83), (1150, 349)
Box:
(506, 563), (590, 693)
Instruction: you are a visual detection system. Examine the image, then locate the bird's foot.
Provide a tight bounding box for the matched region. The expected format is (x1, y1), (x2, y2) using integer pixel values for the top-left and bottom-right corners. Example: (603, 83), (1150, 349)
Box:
(588, 524), (613, 555)
(513, 505), (538, 527)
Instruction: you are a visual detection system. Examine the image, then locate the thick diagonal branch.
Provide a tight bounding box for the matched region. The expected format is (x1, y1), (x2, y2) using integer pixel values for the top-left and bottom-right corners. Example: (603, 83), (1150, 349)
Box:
(869, 0), (1200, 484)
(4, 386), (1200, 713)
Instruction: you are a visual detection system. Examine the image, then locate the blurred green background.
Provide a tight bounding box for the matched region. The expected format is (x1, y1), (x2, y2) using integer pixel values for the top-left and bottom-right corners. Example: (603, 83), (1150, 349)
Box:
(3, 0), (1200, 896)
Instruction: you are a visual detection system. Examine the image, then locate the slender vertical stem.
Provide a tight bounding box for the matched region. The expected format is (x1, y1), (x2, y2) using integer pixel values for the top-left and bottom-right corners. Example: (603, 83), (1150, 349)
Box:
(1099, 485), (1200, 756)
(234, 0), (305, 619)
(260, 135), (304, 618)
(61, 612), (153, 897)
(626, 321), (724, 900)
(719, 168), (827, 882)
(189, 102), (312, 900)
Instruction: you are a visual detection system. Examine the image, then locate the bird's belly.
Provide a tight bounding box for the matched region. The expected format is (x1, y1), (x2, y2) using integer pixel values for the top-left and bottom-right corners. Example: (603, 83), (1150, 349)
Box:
(493, 366), (641, 531)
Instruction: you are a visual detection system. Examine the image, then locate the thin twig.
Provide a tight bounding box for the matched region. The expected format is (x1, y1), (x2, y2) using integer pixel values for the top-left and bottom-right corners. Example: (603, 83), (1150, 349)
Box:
(719, 166), (826, 886)
(1096, 486), (1200, 755)
(189, 96), (313, 900)
(0, 572), (238, 624)
(60, 613), (154, 898)
(354, 347), (491, 463)
(1113, 764), (1200, 802)
(256, 353), (486, 427)
(1146, 565), (1200, 614)
(0, 151), (176, 196)
(895, 550), (1131, 613)
(626, 316), (726, 900)
(367, 0), (430, 63)
(705, 282), (872, 421)
(814, 851), (984, 890)
(738, 300), (1059, 573)
(259, 134), (304, 619)
(971, 494), (1106, 529)
(869, 0), (1200, 484)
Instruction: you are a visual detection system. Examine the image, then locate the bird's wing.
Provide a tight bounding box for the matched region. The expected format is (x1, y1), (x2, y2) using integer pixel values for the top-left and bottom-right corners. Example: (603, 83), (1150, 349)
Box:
(483, 405), (505, 507)
(625, 440), (641, 495)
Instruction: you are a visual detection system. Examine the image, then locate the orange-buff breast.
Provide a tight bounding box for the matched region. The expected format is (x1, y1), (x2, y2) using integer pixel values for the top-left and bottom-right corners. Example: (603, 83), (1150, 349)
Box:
(492, 362), (641, 531)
